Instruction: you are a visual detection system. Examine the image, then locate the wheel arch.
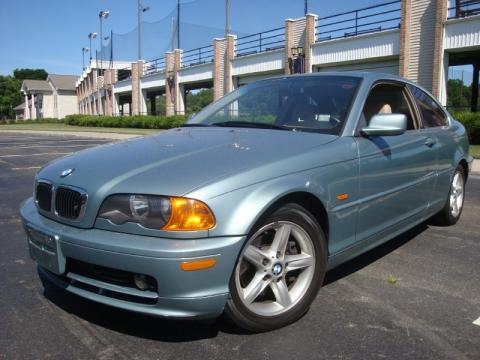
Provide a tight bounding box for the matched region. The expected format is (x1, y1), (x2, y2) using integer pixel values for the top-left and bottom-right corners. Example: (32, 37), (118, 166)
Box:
(247, 191), (329, 246)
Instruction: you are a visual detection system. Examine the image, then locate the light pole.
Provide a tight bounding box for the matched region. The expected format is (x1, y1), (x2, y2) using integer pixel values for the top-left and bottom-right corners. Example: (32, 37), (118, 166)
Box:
(99, 10), (110, 74)
(137, 1), (150, 115)
(82, 47), (89, 70)
(225, 0), (230, 36)
(177, 0), (180, 49)
(88, 32), (97, 65)
(137, 0), (150, 60)
(304, 0), (308, 15)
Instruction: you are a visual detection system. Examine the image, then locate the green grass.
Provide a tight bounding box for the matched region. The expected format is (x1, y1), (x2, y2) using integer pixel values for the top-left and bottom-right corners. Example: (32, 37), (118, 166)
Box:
(0, 123), (160, 135)
(471, 145), (480, 159)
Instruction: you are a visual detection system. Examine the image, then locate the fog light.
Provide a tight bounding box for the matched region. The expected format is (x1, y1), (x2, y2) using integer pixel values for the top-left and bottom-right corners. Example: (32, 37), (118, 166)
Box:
(134, 274), (149, 290)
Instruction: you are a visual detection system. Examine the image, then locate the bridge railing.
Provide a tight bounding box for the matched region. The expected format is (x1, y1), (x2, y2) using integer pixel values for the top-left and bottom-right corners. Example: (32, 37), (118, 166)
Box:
(182, 45), (214, 68)
(315, 0), (401, 42)
(235, 27), (285, 57)
(448, 0), (480, 18)
(144, 57), (166, 75)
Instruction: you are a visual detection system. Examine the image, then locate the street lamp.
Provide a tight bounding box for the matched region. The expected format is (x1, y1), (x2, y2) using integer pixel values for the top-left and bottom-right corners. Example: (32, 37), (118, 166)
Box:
(82, 47), (89, 70)
(99, 10), (110, 74)
(137, 1), (150, 60)
(88, 32), (97, 64)
(137, 1), (150, 115)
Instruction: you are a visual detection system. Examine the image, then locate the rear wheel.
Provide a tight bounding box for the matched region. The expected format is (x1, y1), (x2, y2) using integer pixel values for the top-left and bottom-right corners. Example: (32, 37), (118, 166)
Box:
(224, 204), (327, 332)
(433, 165), (465, 226)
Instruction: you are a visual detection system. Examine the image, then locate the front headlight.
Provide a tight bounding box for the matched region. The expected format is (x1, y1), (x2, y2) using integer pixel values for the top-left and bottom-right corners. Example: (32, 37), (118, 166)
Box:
(97, 194), (215, 231)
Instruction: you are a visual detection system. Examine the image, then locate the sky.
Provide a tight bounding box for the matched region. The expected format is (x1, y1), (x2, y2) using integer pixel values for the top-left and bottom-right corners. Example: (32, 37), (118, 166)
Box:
(0, 0), (387, 76)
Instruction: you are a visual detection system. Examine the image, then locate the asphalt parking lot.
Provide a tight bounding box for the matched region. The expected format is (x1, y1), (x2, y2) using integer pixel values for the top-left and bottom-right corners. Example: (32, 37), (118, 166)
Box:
(0, 132), (479, 360)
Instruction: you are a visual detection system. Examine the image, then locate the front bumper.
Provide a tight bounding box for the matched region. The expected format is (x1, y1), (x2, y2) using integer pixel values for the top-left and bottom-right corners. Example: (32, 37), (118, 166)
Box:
(20, 198), (246, 319)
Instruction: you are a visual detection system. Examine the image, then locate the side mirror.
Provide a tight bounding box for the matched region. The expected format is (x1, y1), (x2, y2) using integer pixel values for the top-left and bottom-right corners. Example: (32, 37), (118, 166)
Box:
(361, 113), (407, 136)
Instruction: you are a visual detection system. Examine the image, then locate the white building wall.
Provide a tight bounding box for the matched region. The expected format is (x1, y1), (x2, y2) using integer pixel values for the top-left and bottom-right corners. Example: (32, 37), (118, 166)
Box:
(311, 29), (400, 66)
(232, 49), (284, 76)
(178, 63), (213, 84)
(316, 59), (399, 75)
(56, 91), (78, 119)
(42, 94), (55, 118)
(444, 15), (480, 50)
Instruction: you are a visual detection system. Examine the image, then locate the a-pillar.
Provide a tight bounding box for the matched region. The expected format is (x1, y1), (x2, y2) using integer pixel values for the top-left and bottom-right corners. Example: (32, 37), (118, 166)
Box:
(472, 62), (479, 112)
(31, 94), (36, 119)
(24, 94), (30, 119)
(131, 61), (145, 115)
(165, 52), (175, 116)
(305, 14), (317, 73)
(213, 38), (227, 101)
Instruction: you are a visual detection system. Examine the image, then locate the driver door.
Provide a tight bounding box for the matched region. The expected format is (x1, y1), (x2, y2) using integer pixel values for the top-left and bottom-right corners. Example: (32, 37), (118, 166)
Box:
(355, 82), (438, 244)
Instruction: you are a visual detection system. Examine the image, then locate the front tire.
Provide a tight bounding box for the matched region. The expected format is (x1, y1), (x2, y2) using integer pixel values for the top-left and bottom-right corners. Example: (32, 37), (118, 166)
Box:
(433, 165), (466, 226)
(224, 203), (327, 332)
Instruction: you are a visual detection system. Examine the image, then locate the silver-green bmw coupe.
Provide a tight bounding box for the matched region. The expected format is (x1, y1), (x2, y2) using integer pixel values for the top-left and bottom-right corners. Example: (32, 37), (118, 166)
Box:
(21, 73), (473, 332)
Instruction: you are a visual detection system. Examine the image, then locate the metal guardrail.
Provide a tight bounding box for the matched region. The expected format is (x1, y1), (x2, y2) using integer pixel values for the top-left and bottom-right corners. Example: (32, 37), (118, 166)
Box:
(235, 27), (285, 57)
(182, 45), (214, 67)
(448, 0), (480, 18)
(144, 57), (166, 75)
(315, 0), (401, 42)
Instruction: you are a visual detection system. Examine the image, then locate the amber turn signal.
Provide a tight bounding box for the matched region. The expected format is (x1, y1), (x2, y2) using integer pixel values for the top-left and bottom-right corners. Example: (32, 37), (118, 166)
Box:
(180, 258), (217, 271)
(162, 197), (216, 231)
(336, 193), (349, 201)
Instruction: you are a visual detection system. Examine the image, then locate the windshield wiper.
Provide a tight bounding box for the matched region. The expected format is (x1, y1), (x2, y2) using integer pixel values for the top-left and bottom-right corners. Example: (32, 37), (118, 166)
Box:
(211, 121), (290, 131)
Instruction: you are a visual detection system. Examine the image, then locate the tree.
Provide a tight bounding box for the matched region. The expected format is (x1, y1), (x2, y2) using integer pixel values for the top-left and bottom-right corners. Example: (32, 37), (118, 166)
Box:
(0, 76), (23, 119)
(13, 68), (48, 80)
(447, 79), (471, 111)
(186, 88), (213, 114)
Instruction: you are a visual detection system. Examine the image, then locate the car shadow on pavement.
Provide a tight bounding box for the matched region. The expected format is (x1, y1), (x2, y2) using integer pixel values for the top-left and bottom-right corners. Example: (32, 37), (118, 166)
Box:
(39, 273), (246, 342)
(324, 222), (429, 285)
(39, 221), (430, 341)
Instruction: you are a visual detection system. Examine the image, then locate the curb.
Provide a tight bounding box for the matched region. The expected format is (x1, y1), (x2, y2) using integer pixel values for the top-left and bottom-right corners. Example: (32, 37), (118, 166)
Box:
(0, 129), (143, 140)
(472, 159), (480, 175)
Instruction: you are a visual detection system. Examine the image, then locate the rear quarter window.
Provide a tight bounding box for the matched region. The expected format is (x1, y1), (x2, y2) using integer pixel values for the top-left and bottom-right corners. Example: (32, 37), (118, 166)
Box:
(408, 84), (448, 128)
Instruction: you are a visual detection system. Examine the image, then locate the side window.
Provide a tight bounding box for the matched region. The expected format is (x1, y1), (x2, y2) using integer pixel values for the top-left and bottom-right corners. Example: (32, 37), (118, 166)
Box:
(362, 83), (416, 130)
(408, 85), (448, 128)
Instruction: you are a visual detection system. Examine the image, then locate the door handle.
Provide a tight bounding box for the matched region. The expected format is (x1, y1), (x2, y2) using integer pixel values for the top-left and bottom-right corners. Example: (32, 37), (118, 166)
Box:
(425, 138), (436, 147)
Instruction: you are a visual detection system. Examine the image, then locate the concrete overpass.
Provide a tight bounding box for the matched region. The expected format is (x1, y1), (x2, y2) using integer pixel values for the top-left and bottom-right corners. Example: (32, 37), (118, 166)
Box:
(76, 0), (480, 116)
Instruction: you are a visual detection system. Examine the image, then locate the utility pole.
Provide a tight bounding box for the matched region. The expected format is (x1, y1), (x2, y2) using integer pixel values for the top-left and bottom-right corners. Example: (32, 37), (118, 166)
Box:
(177, 0), (180, 49)
(225, 0), (230, 35)
(99, 11), (110, 74)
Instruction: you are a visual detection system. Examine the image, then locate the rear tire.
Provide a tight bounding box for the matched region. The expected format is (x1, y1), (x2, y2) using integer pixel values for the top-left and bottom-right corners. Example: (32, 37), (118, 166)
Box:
(432, 165), (465, 226)
(224, 203), (327, 332)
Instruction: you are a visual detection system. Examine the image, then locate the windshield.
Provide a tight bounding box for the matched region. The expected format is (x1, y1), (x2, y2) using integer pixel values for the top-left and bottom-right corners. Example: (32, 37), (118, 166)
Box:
(188, 75), (361, 134)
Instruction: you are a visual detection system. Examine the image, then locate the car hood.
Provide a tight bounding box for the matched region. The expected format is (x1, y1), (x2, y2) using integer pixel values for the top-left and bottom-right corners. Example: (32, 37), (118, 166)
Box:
(39, 127), (337, 198)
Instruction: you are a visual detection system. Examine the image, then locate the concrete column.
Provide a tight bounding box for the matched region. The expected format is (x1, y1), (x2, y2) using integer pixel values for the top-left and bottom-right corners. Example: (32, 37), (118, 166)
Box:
(432, 0), (448, 99)
(113, 93), (120, 116)
(225, 35), (236, 94)
(472, 63), (479, 112)
(284, 19), (294, 75)
(31, 94), (36, 119)
(24, 94), (30, 119)
(165, 52), (175, 116)
(399, 0), (411, 78)
(305, 14), (317, 73)
(213, 38), (227, 101)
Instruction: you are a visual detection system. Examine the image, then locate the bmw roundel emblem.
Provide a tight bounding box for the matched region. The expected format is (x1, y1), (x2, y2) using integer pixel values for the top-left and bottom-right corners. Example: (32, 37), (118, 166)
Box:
(60, 168), (75, 178)
(272, 263), (283, 276)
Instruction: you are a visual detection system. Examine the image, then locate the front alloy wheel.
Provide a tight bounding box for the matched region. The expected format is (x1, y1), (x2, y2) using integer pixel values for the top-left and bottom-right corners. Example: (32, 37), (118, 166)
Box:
(225, 204), (327, 332)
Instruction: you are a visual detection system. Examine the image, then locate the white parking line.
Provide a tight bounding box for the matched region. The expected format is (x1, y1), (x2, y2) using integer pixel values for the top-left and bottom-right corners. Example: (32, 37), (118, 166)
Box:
(9, 144), (100, 149)
(0, 152), (72, 158)
(11, 166), (42, 171)
(474, 317), (480, 326)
